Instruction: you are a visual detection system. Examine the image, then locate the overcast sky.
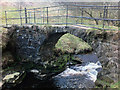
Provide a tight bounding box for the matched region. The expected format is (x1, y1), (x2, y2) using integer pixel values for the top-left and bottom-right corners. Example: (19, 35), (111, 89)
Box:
(0, 0), (119, 2)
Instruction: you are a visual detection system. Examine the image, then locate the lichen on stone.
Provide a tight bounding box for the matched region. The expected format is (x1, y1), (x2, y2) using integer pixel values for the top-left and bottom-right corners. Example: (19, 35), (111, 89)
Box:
(55, 33), (92, 54)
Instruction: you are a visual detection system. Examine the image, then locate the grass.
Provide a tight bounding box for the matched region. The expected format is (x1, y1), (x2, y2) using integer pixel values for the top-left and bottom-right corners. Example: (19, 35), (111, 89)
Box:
(96, 79), (120, 89)
(110, 81), (120, 89)
(55, 33), (92, 54)
(1, 6), (119, 31)
(1, 6), (17, 25)
(82, 23), (119, 30)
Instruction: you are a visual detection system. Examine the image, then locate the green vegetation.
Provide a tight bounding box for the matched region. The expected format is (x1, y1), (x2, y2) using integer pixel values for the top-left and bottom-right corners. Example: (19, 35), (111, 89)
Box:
(84, 23), (118, 30)
(118, 27), (120, 31)
(1, 6), (18, 25)
(55, 33), (92, 54)
(110, 81), (120, 88)
(96, 79), (120, 89)
(45, 54), (70, 73)
(95, 79), (111, 88)
(1, 6), (118, 31)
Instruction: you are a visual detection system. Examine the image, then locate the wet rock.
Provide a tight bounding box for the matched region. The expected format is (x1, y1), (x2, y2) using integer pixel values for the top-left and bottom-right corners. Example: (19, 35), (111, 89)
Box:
(53, 55), (102, 88)
(3, 72), (20, 83)
(53, 74), (95, 88)
(73, 53), (99, 64)
(2, 71), (26, 88)
(53, 62), (101, 88)
(30, 69), (40, 74)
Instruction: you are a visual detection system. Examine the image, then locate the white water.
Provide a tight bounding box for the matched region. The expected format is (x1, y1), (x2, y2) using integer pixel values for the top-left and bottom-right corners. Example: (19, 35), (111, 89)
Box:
(55, 61), (102, 82)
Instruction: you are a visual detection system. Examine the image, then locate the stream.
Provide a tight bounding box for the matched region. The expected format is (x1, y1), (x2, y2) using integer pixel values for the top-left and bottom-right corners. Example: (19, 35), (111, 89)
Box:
(53, 53), (102, 88)
(6, 53), (102, 89)
(2, 33), (102, 89)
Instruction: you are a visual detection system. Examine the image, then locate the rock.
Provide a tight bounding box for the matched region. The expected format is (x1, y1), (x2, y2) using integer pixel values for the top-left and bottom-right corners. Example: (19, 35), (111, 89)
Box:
(99, 75), (114, 83)
(2, 71), (26, 87)
(73, 53), (99, 63)
(2, 52), (14, 68)
(3, 72), (20, 82)
(53, 74), (95, 88)
(8, 25), (47, 62)
(0, 81), (4, 89)
(2, 29), (9, 50)
(53, 59), (102, 88)
(30, 69), (40, 74)
(55, 33), (92, 54)
(95, 79), (110, 88)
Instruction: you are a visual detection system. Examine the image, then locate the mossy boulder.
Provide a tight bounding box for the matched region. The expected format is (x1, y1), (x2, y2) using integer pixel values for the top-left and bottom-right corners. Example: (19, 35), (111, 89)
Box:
(55, 33), (92, 54)
(41, 54), (71, 73)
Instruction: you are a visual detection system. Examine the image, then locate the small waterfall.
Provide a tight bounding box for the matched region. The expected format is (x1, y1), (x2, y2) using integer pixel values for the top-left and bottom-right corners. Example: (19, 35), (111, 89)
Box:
(53, 53), (102, 88)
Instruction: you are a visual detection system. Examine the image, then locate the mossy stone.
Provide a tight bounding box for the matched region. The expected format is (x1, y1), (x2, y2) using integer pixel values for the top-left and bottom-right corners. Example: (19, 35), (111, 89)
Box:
(55, 33), (92, 54)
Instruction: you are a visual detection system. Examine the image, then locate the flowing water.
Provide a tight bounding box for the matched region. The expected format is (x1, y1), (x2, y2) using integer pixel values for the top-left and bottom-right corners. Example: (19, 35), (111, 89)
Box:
(2, 33), (102, 89)
(6, 53), (102, 89)
(53, 53), (102, 88)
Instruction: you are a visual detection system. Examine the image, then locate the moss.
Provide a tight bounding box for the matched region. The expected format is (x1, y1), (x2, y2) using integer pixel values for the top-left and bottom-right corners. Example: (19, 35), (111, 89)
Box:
(43, 53), (82, 74)
(55, 33), (92, 54)
(95, 79), (111, 88)
(45, 54), (70, 72)
(95, 79), (120, 89)
(110, 81), (120, 88)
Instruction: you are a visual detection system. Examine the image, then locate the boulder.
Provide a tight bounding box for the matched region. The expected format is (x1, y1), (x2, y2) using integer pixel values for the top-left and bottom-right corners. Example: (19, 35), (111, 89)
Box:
(55, 33), (92, 54)
(2, 71), (26, 88)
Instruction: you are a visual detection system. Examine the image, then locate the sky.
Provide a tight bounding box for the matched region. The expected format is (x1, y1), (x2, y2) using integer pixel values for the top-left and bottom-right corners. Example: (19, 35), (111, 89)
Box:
(0, 0), (120, 2)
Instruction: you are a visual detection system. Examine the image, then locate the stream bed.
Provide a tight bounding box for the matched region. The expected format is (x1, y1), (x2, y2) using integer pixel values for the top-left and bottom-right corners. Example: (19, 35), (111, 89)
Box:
(2, 32), (102, 89)
(53, 53), (102, 88)
(3, 53), (102, 89)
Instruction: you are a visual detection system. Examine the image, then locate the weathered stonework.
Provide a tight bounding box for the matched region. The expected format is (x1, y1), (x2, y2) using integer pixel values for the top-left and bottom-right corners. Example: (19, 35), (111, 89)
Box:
(2, 25), (119, 88)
